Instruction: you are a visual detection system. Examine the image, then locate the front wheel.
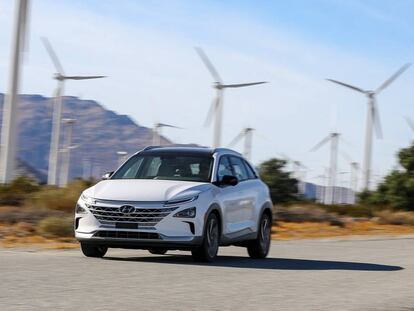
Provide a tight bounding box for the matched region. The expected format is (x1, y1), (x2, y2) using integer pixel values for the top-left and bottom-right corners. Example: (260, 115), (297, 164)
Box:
(192, 213), (220, 262)
(247, 212), (271, 259)
(80, 243), (108, 258)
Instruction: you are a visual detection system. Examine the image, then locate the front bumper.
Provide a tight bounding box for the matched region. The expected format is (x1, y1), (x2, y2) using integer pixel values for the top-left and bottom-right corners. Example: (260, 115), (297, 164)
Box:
(74, 199), (204, 249)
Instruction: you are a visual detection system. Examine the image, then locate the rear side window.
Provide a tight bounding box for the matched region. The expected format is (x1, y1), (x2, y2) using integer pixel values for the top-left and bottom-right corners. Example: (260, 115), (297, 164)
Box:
(229, 156), (248, 181)
(217, 156), (233, 182)
(244, 160), (257, 179)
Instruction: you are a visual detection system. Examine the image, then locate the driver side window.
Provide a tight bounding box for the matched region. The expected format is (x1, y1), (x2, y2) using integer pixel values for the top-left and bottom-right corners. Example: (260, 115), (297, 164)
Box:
(217, 156), (233, 182)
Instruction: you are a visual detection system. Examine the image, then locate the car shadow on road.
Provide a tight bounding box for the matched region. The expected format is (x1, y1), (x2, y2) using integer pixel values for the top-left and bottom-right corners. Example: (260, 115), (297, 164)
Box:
(103, 255), (403, 271)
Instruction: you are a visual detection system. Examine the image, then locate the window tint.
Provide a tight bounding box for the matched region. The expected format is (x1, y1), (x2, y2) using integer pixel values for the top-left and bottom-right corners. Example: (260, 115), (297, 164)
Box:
(244, 160), (257, 179)
(230, 156), (248, 181)
(217, 156), (233, 182)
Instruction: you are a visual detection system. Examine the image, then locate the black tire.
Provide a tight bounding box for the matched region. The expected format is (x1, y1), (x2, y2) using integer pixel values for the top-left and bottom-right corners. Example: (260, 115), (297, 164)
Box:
(192, 213), (220, 262)
(148, 249), (167, 255)
(247, 212), (271, 259)
(80, 243), (108, 258)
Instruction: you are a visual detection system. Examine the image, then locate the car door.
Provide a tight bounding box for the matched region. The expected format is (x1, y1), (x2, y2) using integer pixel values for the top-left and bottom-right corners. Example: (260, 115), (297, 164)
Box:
(228, 156), (257, 233)
(215, 155), (246, 237)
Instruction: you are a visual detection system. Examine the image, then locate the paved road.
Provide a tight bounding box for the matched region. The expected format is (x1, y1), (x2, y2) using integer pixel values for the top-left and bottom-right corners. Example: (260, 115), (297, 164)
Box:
(1, 237), (414, 311)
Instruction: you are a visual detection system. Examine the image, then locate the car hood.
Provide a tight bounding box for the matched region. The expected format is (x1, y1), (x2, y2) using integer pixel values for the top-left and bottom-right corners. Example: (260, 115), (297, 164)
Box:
(84, 179), (212, 202)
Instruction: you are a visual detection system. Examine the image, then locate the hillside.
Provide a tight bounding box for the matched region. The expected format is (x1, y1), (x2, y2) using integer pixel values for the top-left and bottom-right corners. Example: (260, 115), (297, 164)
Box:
(0, 94), (171, 182)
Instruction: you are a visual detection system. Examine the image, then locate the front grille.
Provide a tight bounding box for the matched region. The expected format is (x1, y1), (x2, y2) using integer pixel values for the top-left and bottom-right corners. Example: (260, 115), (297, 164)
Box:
(89, 204), (178, 227)
(93, 230), (160, 240)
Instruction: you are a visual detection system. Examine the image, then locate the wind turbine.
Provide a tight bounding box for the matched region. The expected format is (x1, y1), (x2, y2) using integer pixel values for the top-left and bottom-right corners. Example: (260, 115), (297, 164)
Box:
(340, 151), (360, 196)
(195, 47), (267, 148)
(152, 122), (181, 146)
(327, 63), (411, 190)
(42, 37), (106, 186)
(404, 116), (414, 133)
(228, 127), (254, 161)
(310, 132), (341, 204)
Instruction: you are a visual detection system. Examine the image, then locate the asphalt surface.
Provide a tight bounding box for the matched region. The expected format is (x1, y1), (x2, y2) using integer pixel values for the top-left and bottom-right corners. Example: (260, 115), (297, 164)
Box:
(1, 237), (414, 311)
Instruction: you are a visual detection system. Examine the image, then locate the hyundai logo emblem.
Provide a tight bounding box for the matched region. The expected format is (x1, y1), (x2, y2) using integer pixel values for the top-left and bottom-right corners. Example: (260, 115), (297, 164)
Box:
(119, 205), (135, 214)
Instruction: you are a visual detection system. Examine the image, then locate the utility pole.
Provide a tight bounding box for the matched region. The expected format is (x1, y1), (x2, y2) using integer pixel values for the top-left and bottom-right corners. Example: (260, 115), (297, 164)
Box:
(0, 0), (29, 183)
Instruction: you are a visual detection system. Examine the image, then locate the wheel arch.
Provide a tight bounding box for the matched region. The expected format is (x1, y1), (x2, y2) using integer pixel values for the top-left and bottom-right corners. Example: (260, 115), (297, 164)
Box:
(260, 201), (273, 223)
(205, 203), (223, 237)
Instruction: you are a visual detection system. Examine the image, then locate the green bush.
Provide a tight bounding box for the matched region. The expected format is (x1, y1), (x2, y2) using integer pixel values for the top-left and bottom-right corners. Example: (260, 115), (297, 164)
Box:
(31, 179), (92, 212)
(36, 216), (74, 237)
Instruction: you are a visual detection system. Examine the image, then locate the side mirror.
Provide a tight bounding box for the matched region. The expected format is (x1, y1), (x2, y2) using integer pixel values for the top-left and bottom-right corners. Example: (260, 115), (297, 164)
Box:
(220, 175), (238, 186)
(102, 171), (114, 180)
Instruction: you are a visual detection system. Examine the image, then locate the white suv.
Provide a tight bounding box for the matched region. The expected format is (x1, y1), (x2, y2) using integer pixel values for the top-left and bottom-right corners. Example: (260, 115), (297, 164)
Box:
(75, 146), (273, 262)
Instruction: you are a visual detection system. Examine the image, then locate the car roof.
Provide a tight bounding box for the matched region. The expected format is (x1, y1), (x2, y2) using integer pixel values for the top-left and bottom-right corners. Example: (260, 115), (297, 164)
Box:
(138, 146), (241, 157)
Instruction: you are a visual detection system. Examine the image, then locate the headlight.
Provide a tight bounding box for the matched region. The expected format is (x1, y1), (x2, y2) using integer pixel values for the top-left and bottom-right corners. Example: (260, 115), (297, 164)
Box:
(80, 193), (96, 205)
(75, 204), (87, 214)
(173, 207), (196, 218)
(164, 195), (198, 207)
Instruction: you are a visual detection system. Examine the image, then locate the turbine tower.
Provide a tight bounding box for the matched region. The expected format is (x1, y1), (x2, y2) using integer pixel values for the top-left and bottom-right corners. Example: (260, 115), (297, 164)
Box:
(327, 63), (410, 190)
(42, 37), (106, 185)
(116, 151), (128, 166)
(310, 132), (340, 204)
(152, 122), (181, 146)
(195, 47), (267, 148)
(0, 0), (29, 183)
(59, 118), (77, 187)
(228, 127), (254, 161)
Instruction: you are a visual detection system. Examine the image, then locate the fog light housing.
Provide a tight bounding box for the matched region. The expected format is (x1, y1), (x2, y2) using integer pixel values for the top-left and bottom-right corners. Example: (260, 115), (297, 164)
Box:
(173, 207), (196, 218)
(75, 204), (87, 214)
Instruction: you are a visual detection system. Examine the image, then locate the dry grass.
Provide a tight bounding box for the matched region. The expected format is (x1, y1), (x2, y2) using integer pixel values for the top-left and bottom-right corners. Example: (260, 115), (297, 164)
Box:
(273, 221), (414, 240)
(374, 210), (414, 225)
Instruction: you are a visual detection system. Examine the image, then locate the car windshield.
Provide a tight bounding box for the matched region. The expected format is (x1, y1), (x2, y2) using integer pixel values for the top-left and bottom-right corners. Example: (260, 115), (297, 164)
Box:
(111, 153), (213, 182)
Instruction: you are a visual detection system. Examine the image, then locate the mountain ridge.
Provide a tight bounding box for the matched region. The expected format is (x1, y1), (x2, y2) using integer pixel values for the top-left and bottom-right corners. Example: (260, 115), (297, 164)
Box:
(0, 93), (171, 182)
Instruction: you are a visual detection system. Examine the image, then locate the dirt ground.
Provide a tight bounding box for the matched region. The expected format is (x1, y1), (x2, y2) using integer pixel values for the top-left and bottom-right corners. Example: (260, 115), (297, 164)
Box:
(3, 221), (414, 249)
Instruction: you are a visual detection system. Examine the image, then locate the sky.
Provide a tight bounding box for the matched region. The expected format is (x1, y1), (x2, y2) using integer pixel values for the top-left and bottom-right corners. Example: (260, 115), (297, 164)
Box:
(1, 0), (414, 188)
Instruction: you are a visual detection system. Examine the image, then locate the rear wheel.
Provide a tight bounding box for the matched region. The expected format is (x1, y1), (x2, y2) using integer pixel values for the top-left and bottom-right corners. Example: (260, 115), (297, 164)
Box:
(247, 212), (271, 259)
(148, 249), (167, 255)
(80, 243), (108, 258)
(192, 213), (219, 262)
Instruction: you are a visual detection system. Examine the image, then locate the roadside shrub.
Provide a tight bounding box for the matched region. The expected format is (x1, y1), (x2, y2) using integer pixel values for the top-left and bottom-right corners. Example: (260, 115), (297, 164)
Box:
(374, 210), (414, 226)
(0, 176), (40, 206)
(31, 179), (92, 212)
(275, 205), (346, 226)
(36, 216), (73, 237)
(0, 206), (66, 224)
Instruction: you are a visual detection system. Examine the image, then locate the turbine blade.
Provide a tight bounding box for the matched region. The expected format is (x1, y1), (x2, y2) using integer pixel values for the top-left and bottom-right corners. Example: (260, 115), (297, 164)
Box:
(372, 102), (383, 139)
(41, 37), (65, 74)
(157, 123), (182, 129)
(376, 63), (411, 94)
(228, 131), (244, 147)
(326, 79), (366, 94)
(195, 47), (223, 83)
(222, 81), (268, 88)
(64, 75), (106, 80)
(404, 116), (414, 133)
(204, 95), (219, 127)
(310, 135), (331, 152)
